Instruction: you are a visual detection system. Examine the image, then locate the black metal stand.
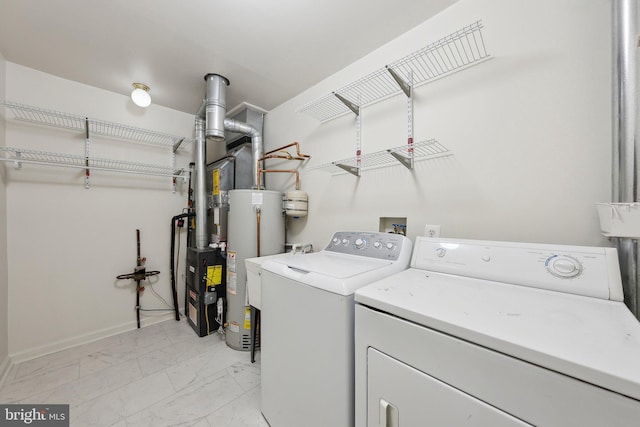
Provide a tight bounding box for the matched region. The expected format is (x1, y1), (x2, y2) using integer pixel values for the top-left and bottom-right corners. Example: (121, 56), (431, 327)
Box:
(116, 229), (160, 328)
(250, 306), (260, 363)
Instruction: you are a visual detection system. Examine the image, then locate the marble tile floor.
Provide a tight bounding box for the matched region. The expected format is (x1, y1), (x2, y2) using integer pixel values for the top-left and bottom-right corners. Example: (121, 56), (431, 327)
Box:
(0, 319), (269, 426)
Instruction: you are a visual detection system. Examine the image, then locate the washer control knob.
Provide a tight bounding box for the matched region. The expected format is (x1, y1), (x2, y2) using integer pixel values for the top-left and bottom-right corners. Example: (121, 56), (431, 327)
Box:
(546, 255), (583, 278)
(373, 241), (382, 249)
(385, 242), (396, 251)
(436, 248), (446, 257)
(355, 238), (366, 249)
(332, 237), (340, 245)
(342, 239), (349, 246)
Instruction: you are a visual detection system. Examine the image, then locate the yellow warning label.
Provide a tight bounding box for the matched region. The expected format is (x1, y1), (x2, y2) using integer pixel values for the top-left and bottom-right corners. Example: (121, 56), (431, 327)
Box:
(244, 307), (251, 330)
(207, 265), (222, 286)
(213, 169), (220, 196)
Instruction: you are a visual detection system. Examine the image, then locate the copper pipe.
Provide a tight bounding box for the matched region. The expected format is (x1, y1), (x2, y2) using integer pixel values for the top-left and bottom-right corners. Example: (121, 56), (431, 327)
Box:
(260, 154), (305, 161)
(258, 169), (300, 191)
(256, 141), (310, 190)
(256, 207), (261, 257)
(262, 141), (310, 160)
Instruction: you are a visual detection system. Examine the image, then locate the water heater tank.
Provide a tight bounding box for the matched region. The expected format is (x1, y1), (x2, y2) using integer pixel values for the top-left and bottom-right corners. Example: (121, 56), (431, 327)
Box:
(225, 189), (285, 350)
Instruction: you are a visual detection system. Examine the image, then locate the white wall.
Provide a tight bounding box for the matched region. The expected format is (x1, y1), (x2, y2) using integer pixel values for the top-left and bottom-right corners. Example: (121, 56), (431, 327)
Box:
(5, 64), (194, 360)
(0, 51), (9, 381)
(0, 0), (614, 359)
(264, 0), (612, 250)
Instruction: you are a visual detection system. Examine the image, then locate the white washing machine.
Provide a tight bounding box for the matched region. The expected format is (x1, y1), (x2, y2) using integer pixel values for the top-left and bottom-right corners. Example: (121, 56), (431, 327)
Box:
(354, 237), (640, 427)
(260, 231), (413, 427)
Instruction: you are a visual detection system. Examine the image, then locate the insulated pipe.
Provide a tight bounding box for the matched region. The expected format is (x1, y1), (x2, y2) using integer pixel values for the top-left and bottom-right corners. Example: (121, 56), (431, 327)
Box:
(205, 74), (230, 142)
(613, 0), (639, 317)
(171, 212), (195, 321)
(194, 118), (208, 249)
(224, 118), (264, 188)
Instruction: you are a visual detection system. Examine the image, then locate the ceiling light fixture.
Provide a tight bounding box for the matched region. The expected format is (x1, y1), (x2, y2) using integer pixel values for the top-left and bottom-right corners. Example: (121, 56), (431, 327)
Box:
(131, 82), (151, 107)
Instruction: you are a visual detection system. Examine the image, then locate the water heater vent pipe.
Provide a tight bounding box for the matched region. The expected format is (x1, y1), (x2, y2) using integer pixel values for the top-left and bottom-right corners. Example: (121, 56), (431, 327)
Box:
(224, 118), (264, 189)
(205, 74), (229, 142)
(194, 72), (267, 250)
(194, 118), (208, 249)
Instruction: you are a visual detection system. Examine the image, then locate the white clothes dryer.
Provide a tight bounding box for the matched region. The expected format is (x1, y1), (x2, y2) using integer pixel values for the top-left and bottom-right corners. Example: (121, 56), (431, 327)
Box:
(260, 231), (412, 427)
(355, 237), (640, 427)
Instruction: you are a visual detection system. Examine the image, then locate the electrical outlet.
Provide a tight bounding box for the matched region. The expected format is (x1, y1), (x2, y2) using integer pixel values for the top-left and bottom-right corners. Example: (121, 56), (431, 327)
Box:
(424, 224), (441, 238)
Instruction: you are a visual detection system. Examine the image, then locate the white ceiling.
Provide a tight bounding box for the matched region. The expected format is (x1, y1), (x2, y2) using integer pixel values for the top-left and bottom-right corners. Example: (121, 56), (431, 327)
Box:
(0, 0), (458, 114)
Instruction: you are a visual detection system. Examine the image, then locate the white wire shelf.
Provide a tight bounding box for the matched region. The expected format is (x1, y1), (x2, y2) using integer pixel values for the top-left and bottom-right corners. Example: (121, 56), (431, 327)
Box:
(297, 21), (490, 123)
(0, 147), (186, 179)
(305, 139), (451, 175)
(1, 101), (193, 151)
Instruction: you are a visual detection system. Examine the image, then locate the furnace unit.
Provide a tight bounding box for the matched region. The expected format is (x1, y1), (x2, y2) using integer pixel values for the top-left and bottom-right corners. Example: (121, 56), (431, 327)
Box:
(185, 247), (226, 337)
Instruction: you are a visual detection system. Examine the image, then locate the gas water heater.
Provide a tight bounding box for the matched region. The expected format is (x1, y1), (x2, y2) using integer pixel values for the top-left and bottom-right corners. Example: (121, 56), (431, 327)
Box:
(188, 72), (290, 348)
(225, 189), (285, 350)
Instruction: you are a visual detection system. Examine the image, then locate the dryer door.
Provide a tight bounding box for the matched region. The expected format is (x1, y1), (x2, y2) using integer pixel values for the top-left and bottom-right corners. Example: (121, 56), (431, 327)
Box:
(367, 348), (532, 426)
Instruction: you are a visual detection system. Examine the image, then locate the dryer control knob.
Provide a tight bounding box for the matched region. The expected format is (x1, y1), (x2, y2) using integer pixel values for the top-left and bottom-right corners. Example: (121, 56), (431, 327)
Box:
(355, 238), (366, 249)
(373, 241), (382, 249)
(546, 255), (583, 278)
(342, 239), (349, 246)
(385, 242), (396, 251)
(332, 238), (340, 245)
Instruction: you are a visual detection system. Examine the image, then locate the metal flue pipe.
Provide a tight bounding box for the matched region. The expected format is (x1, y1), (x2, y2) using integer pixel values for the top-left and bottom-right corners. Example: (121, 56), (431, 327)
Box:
(612, 0), (639, 317)
(205, 74), (230, 142)
(224, 118), (264, 189)
(194, 72), (266, 250)
(613, 0), (637, 205)
(194, 117), (208, 249)
(195, 99), (206, 120)
(192, 73), (229, 249)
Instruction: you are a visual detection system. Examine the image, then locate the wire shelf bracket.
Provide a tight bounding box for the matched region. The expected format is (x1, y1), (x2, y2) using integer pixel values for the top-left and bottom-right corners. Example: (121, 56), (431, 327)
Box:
(331, 94), (363, 176)
(387, 67), (415, 170)
(333, 93), (360, 117)
(305, 139), (451, 176)
(389, 150), (414, 170)
(296, 20), (490, 123)
(386, 66), (412, 98)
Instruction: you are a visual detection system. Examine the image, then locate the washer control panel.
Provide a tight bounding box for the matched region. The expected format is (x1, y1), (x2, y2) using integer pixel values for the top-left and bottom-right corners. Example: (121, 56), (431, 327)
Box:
(411, 237), (623, 301)
(325, 231), (410, 261)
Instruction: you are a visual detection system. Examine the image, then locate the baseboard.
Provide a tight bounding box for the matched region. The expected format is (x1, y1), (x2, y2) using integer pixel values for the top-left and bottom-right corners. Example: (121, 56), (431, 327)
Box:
(9, 311), (181, 364)
(0, 354), (12, 389)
